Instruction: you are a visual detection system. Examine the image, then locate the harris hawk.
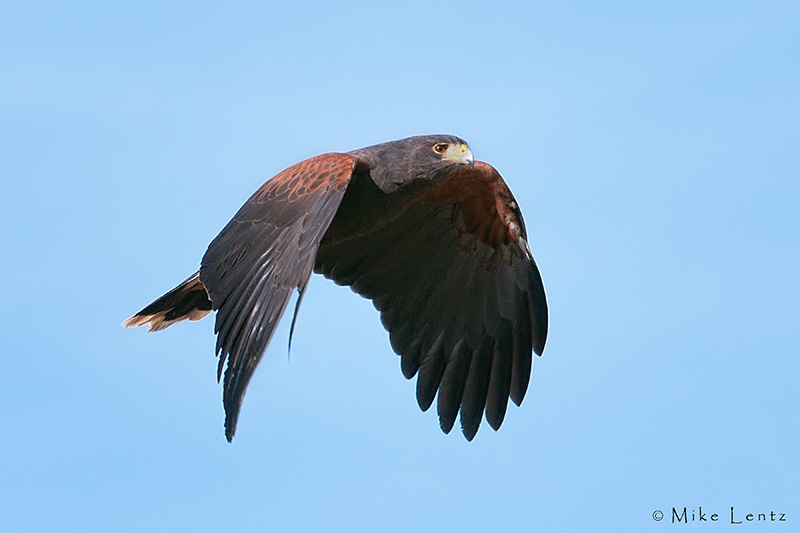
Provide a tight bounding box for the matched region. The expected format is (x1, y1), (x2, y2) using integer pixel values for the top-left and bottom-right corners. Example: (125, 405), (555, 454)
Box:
(124, 135), (548, 441)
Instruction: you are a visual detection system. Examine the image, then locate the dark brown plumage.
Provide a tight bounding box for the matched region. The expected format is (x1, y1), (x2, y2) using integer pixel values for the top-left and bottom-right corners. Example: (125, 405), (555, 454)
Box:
(125, 135), (548, 441)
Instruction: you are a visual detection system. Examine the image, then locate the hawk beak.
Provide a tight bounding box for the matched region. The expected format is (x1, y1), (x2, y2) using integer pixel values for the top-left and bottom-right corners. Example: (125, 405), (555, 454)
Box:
(443, 144), (474, 168)
(464, 149), (474, 169)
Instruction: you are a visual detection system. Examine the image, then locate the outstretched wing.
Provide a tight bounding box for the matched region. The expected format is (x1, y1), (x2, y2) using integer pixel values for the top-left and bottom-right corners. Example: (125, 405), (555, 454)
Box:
(315, 161), (547, 440)
(200, 153), (360, 440)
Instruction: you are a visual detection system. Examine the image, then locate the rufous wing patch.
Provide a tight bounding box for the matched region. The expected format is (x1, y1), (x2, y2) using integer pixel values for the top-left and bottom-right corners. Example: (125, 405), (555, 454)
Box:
(423, 161), (523, 248)
(254, 153), (356, 202)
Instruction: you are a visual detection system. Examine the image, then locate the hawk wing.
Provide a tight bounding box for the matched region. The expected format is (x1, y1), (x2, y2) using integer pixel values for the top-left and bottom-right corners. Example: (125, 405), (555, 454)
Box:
(315, 162), (548, 440)
(199, 153), (360, 440)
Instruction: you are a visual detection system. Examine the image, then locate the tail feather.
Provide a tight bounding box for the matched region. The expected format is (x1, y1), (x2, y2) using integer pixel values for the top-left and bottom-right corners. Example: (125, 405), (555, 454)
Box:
(123, 272), (212, 332)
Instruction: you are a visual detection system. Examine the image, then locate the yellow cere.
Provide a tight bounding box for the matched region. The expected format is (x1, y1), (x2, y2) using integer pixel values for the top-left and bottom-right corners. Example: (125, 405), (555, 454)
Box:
(460, 144), (468, 154)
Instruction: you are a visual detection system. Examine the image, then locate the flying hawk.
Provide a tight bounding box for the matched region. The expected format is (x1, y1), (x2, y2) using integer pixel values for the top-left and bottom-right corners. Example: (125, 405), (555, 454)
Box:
(125, 135), (548, 441)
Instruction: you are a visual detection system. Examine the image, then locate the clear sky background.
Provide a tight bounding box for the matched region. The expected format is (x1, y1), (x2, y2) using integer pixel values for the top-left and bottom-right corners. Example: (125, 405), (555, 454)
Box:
(2, 2), (798, 531)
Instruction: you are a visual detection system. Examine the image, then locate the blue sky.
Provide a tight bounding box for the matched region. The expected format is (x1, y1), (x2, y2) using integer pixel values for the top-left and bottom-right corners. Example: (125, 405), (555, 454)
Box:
(2, 2), (798, 531)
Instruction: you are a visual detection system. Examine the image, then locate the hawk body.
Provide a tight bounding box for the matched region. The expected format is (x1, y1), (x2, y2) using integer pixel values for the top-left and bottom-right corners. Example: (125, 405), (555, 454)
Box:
(125, 135), (548, 441)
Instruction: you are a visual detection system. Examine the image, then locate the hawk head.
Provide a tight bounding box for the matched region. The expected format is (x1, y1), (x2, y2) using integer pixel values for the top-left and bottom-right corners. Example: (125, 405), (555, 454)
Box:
(351, 134), (474, 193)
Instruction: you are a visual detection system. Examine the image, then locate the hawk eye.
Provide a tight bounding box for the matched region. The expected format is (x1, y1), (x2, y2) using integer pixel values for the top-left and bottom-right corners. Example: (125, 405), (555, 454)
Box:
(433, 143), (449, 154)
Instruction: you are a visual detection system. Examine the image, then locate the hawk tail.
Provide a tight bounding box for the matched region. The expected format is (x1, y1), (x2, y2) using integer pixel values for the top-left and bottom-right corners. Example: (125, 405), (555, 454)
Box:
(123, 272), (212, 332)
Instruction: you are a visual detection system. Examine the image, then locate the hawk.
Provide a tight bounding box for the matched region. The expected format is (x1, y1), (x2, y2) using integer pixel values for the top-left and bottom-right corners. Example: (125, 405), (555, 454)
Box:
(125, 135), (548, 441)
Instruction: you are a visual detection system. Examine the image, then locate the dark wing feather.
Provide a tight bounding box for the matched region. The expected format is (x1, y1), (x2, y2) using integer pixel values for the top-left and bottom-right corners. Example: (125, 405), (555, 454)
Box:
(315, 161), (548, 440)
(199, 153), (359, 440)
